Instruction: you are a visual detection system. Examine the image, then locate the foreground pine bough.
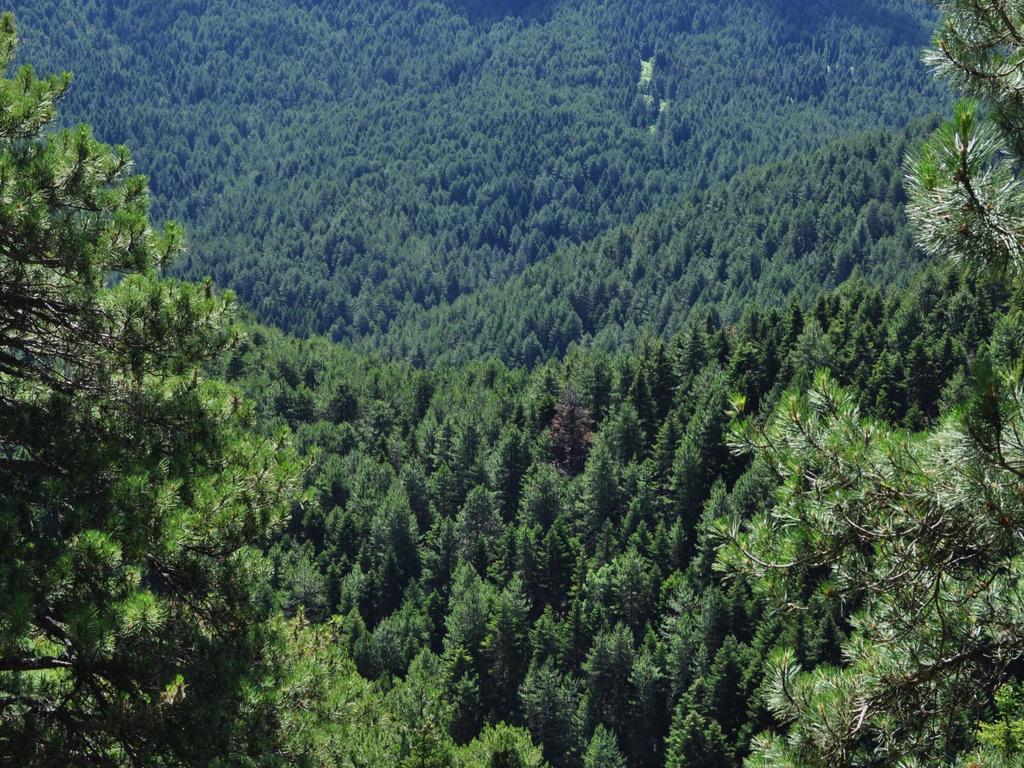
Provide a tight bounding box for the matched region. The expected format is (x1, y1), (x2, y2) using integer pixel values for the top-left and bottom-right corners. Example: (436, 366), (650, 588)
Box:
(719, 1), (1024, 765)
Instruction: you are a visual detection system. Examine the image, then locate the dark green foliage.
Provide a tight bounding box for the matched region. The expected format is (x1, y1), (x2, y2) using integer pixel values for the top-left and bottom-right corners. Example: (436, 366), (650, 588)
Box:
(0, 17), (310, 762)
(8, 0), (942, 359)
(7, 1), (1019, 765)
(665, 711), (730, 768)
(379, 126), (937, 365)
(0, 21), (550, 765)
(211, 259), (1014, 766)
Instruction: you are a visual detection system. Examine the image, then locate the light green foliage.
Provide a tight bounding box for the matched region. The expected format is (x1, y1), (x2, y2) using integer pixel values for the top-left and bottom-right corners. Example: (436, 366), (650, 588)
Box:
(720, 369), (1024, 764)
(456, 723), (547, 768)
(639, 57), (655, 85)
(977, 683), (1024, 758)
(585, 724), (627, 768)
(908, 100), (1024, 276)
(665, 710), (729, 768)
(907, 1), (1024, 278)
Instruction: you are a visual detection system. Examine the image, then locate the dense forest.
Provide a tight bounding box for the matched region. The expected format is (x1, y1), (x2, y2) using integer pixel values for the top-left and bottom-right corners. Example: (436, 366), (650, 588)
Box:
(9, 0), (942, 350)
(218, 263), (1014, 767)
(375, 125), (932, 365)
(6, 1), (1024, 767)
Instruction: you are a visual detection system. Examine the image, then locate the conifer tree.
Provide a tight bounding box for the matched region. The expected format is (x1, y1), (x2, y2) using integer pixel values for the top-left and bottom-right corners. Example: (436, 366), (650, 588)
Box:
(717, 5), (1024, 764)
(520, 658), (585, 767)
(583, 624), (636, 736)
(665, 710), (730, 768)
(550, 385), (594, 476)
(584, 724), (627, 768)
(0, 16), (309, 765)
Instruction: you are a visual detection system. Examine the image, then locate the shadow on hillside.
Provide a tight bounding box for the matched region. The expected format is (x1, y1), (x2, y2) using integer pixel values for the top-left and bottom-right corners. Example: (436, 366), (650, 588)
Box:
(446, 0), (555, 25)
(763, 0), (934, 39)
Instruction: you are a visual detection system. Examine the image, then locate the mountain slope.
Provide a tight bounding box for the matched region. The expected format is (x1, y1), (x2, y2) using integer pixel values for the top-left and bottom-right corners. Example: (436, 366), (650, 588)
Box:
(372, 125), (930, 365)
(11, 0), (941, 344)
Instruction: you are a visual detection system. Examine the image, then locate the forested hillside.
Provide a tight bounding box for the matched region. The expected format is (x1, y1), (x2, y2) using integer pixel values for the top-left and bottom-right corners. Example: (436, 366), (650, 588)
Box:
(375, 125), (930, 365)
(10, 0), (941, 349)
(219, 262), (1013, 767)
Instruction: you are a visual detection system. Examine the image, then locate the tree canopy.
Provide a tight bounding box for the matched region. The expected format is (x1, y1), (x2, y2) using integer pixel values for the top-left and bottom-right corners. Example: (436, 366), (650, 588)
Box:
(5, 0), (1024, 766)
(7, 0), (944, 358)
(0, 16), (544, 765)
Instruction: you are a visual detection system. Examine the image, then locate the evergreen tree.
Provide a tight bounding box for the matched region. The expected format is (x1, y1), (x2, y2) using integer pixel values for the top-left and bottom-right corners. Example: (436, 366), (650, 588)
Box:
(583, 624), (636, 736)
(490, 424), (530, 522)
(483, 575), (531, 720)
(520, 658), (585, 768)
(550, 386), (594, 476)
(665, 710), (730, 768)
(584, 725), (627, 768)
(0, 17), (305, 764)
(717, 5), (1024, 763)
(578, 435), (621, 544)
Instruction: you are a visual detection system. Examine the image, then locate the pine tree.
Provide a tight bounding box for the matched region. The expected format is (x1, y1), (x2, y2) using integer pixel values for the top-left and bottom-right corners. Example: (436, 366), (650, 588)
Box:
(584, 724), (627, 768)
(716, 5), (1024, 764)
(664, 710), (730, 768)
(719, 367), (1024, 765)
(490, 424), (530, 521)
(483, 575), (531, 720)
(368, 479), (420, 620)
(455, 723), (547, 768)
(456, 485), (502, 574)
(520, 658), (585, 767)
(583, 624), (635, 735)
(0, 17), (305, 764)
(578, 435), (621, 543)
